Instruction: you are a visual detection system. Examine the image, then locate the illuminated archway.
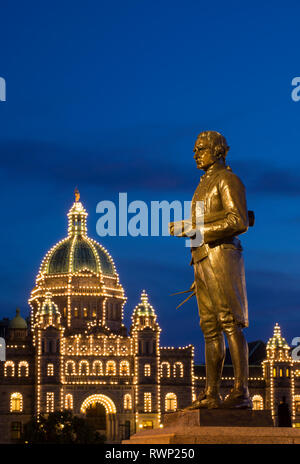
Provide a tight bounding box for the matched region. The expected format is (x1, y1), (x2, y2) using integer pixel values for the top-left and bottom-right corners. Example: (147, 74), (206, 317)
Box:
(80, 394), (116, 414)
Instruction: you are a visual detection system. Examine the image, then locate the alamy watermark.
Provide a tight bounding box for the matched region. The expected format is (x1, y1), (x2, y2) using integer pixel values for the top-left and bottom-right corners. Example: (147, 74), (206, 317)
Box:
(96, 193), (204, 247)
(291, 77), (300, 102)
(0, 77), (6, 101)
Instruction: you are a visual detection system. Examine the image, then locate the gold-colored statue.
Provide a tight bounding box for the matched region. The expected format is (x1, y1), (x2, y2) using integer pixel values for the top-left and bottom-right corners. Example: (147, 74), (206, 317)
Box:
(75, 188), (80, 202)
(170, 131), (253, 409)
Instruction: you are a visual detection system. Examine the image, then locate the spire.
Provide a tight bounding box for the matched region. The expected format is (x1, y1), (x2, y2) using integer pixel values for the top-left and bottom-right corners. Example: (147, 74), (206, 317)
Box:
(67, 191), (88, 236)
(132, 290), (156, 318)
(266, 323), (290, 360)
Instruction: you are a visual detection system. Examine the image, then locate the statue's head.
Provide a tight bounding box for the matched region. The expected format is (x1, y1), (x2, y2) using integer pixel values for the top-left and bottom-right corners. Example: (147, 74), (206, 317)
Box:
(193, 131), (230, 171)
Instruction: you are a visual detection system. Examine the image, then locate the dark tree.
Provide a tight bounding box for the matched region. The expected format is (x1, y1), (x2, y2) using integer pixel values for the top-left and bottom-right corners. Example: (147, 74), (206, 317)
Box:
(21, 410), (106, 444)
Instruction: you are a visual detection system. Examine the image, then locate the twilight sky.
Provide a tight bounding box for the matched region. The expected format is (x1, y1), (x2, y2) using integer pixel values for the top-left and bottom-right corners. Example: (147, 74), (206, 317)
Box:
(1, 0), (300, 362)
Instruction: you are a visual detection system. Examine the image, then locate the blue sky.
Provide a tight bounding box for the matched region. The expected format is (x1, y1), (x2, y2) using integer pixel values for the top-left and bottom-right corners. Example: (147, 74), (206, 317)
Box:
(1, 1), (300, 362)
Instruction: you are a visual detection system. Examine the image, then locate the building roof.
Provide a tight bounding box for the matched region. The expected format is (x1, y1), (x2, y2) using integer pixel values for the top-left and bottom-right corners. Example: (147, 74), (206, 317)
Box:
(132, 290), (156, 317)
(38, 197), (116, 277)
(9, 308), (27, 329)
(266, 323), (290, 350)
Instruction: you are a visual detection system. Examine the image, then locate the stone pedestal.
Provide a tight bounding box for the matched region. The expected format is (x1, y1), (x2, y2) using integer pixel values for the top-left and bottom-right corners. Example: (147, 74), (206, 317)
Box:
(163, 408), (274, 427)
(123, 409), (300, 444)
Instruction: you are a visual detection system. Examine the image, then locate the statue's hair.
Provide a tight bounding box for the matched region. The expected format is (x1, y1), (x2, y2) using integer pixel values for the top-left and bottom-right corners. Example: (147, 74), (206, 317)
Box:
(196, 131), (230, 159)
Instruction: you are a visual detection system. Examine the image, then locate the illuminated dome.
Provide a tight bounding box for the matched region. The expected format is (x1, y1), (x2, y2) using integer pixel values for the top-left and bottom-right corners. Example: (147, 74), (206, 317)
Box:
(9, 308), (27, 329)
(29, 191), (125, 334)
(266, 323), (290, 350)
(39, 200), (115, 277)
(132, 290), (156, 317)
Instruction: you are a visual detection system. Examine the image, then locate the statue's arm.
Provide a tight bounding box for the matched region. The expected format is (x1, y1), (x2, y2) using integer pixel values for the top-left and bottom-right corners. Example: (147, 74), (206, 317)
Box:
(203, 173), (249, 243)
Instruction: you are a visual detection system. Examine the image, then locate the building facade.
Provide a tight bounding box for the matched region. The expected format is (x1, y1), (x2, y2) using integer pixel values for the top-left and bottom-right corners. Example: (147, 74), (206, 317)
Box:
(0, 197), (194, 443)
(1, 197), (300, 443)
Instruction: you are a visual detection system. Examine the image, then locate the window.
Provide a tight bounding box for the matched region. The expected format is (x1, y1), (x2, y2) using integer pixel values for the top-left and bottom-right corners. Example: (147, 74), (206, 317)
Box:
(173, 362), (184, 378)
(142, 420), (153, 429)
(10, 393), (23, 412)
(294, 396), (300, 414)
(92, 361), (103, 376)
(252, 395), (263, 410)
(161, 362), (170, 378)
(65, 394), (73, 410)
(144, 392), (152, 412)
(286, 368), (290, 377)
(4, 361), (15, 377)
(63, 307), (67, 317)
(46, 392), (54, 412)
(120, 361), (130, 376)
(18, 361), (29, 377)
(83, 308), (88, 318)
(144, 364), (151, 377)
(11, 422), (22, 440)
(279, 369), (283, 377)
(273, 367), (277, 377)
(47, 364), (54, 376)
(124, 394), (132, 410)
(106, 361), (116, 376)
(74, 308), (79, 318)
(48, 340), (53, 353)
(79, 360), (89, 375)
(165, 393), (177, 411)
(65, 361), (76, 375)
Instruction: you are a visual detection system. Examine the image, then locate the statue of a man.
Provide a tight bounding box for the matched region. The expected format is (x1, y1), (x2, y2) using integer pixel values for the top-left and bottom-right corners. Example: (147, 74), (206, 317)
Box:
(170, 130), (252, 409)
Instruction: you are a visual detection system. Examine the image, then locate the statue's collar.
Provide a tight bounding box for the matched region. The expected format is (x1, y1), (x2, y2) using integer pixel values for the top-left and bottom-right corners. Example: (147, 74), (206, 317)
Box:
(201, 162), (226, 180)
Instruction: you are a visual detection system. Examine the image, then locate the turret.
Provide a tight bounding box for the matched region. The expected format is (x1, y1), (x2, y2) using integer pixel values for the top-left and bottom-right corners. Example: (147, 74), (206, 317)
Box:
(263, 323), (292, 425)
(131, 291), (161, 429)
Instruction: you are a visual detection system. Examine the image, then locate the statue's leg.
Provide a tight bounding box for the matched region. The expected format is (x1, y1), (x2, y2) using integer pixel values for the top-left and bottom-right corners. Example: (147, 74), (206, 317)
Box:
(204, 332), (226, 398)
(222, 321), (252, 408)
(189, 261), (224, 408)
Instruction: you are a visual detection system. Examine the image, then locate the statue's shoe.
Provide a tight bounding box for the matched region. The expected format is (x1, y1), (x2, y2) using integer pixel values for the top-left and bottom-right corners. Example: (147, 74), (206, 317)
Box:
(184, 392), (222, 410)
(221, 389), (252, 409)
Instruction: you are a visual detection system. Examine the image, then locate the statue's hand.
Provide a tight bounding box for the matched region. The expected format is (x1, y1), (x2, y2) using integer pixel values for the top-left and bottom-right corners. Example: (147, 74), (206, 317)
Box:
(169, 222), (175, 236)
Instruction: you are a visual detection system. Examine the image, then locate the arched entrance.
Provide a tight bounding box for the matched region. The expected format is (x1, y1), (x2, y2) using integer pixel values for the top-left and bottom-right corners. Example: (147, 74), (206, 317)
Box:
(80, 394), (117, 441)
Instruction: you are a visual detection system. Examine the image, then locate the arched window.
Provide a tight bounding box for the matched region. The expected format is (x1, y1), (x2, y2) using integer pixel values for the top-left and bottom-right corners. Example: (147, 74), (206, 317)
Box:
(252, 395), (264, 410)
(10, 393), (23, 412)
(120, 360), (130, 376)
(65, 394), (73, 410)
(4, 361), (15, 377)
(124, 394), (132, 410)
(165, 393), (177, 411)
(173, 362), (184, 378)
(18, 361), (29, 377)
(161, 362), (170, 378)
(79, 360), (89, 375)
(273, 367), (277, 377)
(92, 360), (103, 376)
(144, 364), (151, 377)
(294, 395), (300, 414)
(106, 360), (116, 375)
(65, 360), (76, 376)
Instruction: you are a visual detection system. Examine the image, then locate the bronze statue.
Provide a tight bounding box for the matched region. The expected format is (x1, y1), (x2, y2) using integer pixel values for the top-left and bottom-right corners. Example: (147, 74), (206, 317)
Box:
(170, 131), (252, 409)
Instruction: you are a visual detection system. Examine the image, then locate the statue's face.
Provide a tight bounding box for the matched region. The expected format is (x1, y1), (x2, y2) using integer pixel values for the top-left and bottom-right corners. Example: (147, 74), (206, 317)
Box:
(193, 137), (217, 171)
